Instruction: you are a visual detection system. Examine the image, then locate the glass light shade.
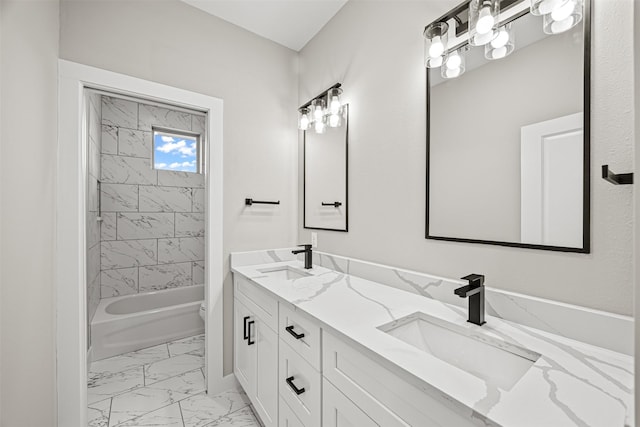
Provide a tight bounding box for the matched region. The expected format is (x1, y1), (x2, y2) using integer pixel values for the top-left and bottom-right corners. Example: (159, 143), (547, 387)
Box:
(485, 23), (515, 60)
(328, 113), (341, 128)
(441, 49), (466, 79)
(469, 0), (499, 46)
(314, 116), (326, 134)
(543, 0), (583, 34)
(530, 0), (569, 16)
(298, 108), (310, 131)
(327, 87), (343, 115)
(423, 22), (449, 68)
(311, 99), (325, 122)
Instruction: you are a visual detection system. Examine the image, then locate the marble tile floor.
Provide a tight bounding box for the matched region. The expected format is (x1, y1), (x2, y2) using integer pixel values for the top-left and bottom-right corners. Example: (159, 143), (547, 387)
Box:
(88, 334), (260, 427)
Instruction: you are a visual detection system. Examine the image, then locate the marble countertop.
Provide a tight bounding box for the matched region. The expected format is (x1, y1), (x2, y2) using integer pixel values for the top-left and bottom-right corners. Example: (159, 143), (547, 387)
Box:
(232, 260), (634, 427)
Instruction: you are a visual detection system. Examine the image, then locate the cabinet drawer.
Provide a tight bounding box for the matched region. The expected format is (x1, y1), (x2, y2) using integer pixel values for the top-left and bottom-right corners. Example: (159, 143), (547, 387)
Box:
(279, 396), (305, 427)
(279, 303), (321, 371)
(322, 379), (378, 427)
(323, 331), (477, 427)
(235, 274), (278, 331)
(279, 339), (321, 427)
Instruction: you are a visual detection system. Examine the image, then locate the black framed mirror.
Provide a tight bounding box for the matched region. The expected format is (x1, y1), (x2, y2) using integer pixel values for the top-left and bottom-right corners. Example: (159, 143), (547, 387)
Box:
(426, 0), (591, 253)
(304, 104), (349, 232)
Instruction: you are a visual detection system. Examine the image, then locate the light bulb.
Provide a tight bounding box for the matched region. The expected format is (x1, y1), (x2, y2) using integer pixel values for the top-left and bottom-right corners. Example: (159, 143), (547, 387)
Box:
(551, 0), (575, 21)
(429, 36), (445, 58)
(476, 5), (495, 34)
(537, 0), (565, 15)
(444, 67), (461, 78)
(491, 29), (509, 49)
(314, 120), (326, 134)
(330, 96), (341, 115)
(491, 46), (507, 59)
(299, 113), (309, 130)
(313, 106), (323, 121)
(550, 17), (574, 33)
(329, 114), (340, 127)
(446, 53), (461, 70)
(473, 30), (495, 46)
(427, 55), (443, 68)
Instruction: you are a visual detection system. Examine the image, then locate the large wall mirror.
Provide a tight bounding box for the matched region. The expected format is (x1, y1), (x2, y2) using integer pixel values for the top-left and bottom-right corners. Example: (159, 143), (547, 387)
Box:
(426, 0), (590, 253)
(304, 105), (349, 232)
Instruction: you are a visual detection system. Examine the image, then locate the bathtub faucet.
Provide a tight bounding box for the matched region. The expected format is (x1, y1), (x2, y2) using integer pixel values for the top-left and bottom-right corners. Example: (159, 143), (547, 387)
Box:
(292, 244), (313, 269)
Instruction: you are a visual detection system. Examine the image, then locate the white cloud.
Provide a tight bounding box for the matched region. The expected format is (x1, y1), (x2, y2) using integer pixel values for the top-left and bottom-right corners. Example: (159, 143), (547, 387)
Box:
(168, 160), (196, 170)
(160, 136), (175, 143)
(156, 139), (197, 157)
(154, 163), (168, 169)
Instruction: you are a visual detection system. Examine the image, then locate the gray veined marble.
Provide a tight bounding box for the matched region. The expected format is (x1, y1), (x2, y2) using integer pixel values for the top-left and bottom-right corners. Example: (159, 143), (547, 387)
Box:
(158, 170), (205, 188)
(101, 183), (139, 212)
(102, 155), (157, 185)
(107, 385), (191, 426)
(158, 237), (204, 264)
(101, 267), (139, 298)
(101, 213), (117, 241)
(88, 398), (111, 427)
(118, 128), (152, 159)
(139, 262), (193, 292)
(192, 261), (205, 285)
(138, 103), (192, 132)
(116, 212), (175, 240)
(167, 334), (204, 357)
(139, 186), (193, 212)
(191, 115), (206, 136)
(88, 366), (144, 404)
(192, 188), (205, 212)
(102, 96), (138, 130)
(117, 402), (184, 427)
(179, 390), (251, 427)
(205, 406), (260, 427)
(102, 125), (118, 154)
(101, 240), (157, 270)
(90, 344), (170, 377)
(175, 213), (205, 237)
(144, 353), (204, 385)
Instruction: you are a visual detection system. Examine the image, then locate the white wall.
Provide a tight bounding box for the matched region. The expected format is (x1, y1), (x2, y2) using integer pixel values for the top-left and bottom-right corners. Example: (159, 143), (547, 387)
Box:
(298, 0), (635, 315)
(0, 0), (59, 425)
(60, 0), (299, 375)
(634, 0), (639, 420)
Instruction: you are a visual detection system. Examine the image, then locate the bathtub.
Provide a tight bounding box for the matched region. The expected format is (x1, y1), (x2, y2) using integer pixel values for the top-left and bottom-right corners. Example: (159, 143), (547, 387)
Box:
(91, 285), (204, 361)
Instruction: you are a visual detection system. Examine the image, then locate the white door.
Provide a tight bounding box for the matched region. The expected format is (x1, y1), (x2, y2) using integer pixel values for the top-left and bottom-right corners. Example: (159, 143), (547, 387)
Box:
(253, 320), (278, 427)
(521, 113), (583, 247)
(234, 298), (255, 393)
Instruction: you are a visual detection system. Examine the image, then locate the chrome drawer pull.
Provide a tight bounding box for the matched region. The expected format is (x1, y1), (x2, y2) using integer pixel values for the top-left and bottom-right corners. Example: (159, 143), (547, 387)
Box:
(286, 376), (305, 395)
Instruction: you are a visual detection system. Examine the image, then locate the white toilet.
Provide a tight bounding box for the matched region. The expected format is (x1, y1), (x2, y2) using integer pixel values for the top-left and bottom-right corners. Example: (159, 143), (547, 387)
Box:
(199, 302), (206, 321)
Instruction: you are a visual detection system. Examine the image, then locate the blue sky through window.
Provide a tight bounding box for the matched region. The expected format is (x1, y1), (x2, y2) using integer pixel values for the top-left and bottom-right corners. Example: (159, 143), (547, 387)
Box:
(153, 131), (198, 173)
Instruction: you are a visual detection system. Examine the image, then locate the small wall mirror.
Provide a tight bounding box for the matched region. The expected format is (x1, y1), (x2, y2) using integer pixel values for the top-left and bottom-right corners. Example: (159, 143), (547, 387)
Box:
(304, 104), (349, 231)
(427, 1), (590, 253)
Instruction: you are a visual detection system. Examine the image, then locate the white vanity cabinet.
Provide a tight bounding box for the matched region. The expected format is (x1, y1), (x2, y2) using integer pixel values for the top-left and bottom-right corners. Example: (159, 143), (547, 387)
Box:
(234, 274), (477, 427)
(234, 276), (279, 427)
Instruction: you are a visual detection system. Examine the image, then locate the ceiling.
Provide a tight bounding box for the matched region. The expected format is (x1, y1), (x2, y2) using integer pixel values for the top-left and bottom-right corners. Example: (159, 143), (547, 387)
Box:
(181, 0), (348, 51)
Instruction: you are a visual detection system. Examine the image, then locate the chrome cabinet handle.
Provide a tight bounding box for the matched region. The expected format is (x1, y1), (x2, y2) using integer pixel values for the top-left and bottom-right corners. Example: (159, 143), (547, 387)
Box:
(286, 376), (305, 395)
(285, 325), (305, 340)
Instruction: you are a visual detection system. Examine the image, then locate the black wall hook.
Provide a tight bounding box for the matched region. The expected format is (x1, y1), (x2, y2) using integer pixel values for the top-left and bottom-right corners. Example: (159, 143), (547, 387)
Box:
(602, 165), (633, 185)
(245, 198), (280, 206)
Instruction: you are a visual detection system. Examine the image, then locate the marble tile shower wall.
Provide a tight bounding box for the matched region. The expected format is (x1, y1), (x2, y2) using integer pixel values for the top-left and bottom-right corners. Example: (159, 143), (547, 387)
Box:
(87, 92), (103, 344)
(99, 96), (206, 298)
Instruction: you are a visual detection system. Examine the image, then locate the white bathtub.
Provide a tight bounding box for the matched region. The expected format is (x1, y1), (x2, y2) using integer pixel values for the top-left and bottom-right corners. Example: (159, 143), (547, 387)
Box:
(91, 285), (204, 361)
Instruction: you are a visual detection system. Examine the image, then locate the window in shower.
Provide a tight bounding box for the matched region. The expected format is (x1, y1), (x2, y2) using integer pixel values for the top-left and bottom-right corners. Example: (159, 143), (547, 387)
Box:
(152, 127), (201, 173)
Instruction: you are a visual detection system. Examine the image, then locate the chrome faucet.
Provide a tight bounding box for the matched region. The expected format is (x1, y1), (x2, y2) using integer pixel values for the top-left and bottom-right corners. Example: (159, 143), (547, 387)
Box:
(292, 244), (313, 269)
(454, 274), (486, 326)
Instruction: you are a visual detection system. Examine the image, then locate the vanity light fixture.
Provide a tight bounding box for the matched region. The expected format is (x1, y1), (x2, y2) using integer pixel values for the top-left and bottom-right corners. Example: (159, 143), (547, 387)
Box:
(485, 23), (515, 60)
(423, 22), (448, 68)
(469, 0), (499, 46)
(298, 83), (345, 134)
(423, 0), (585, 79)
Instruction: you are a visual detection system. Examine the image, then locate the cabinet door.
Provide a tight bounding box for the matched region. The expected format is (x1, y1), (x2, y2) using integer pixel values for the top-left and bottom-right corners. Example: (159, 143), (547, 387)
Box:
(253, 320), (279, 427)
(234, 298), (255, 393)
(323, 379), (378, 427)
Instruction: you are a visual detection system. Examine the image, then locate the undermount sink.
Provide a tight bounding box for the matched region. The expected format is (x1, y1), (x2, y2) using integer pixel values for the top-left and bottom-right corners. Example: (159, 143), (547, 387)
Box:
(257, 266), (311, 281)
(378, 313), (540, 390)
